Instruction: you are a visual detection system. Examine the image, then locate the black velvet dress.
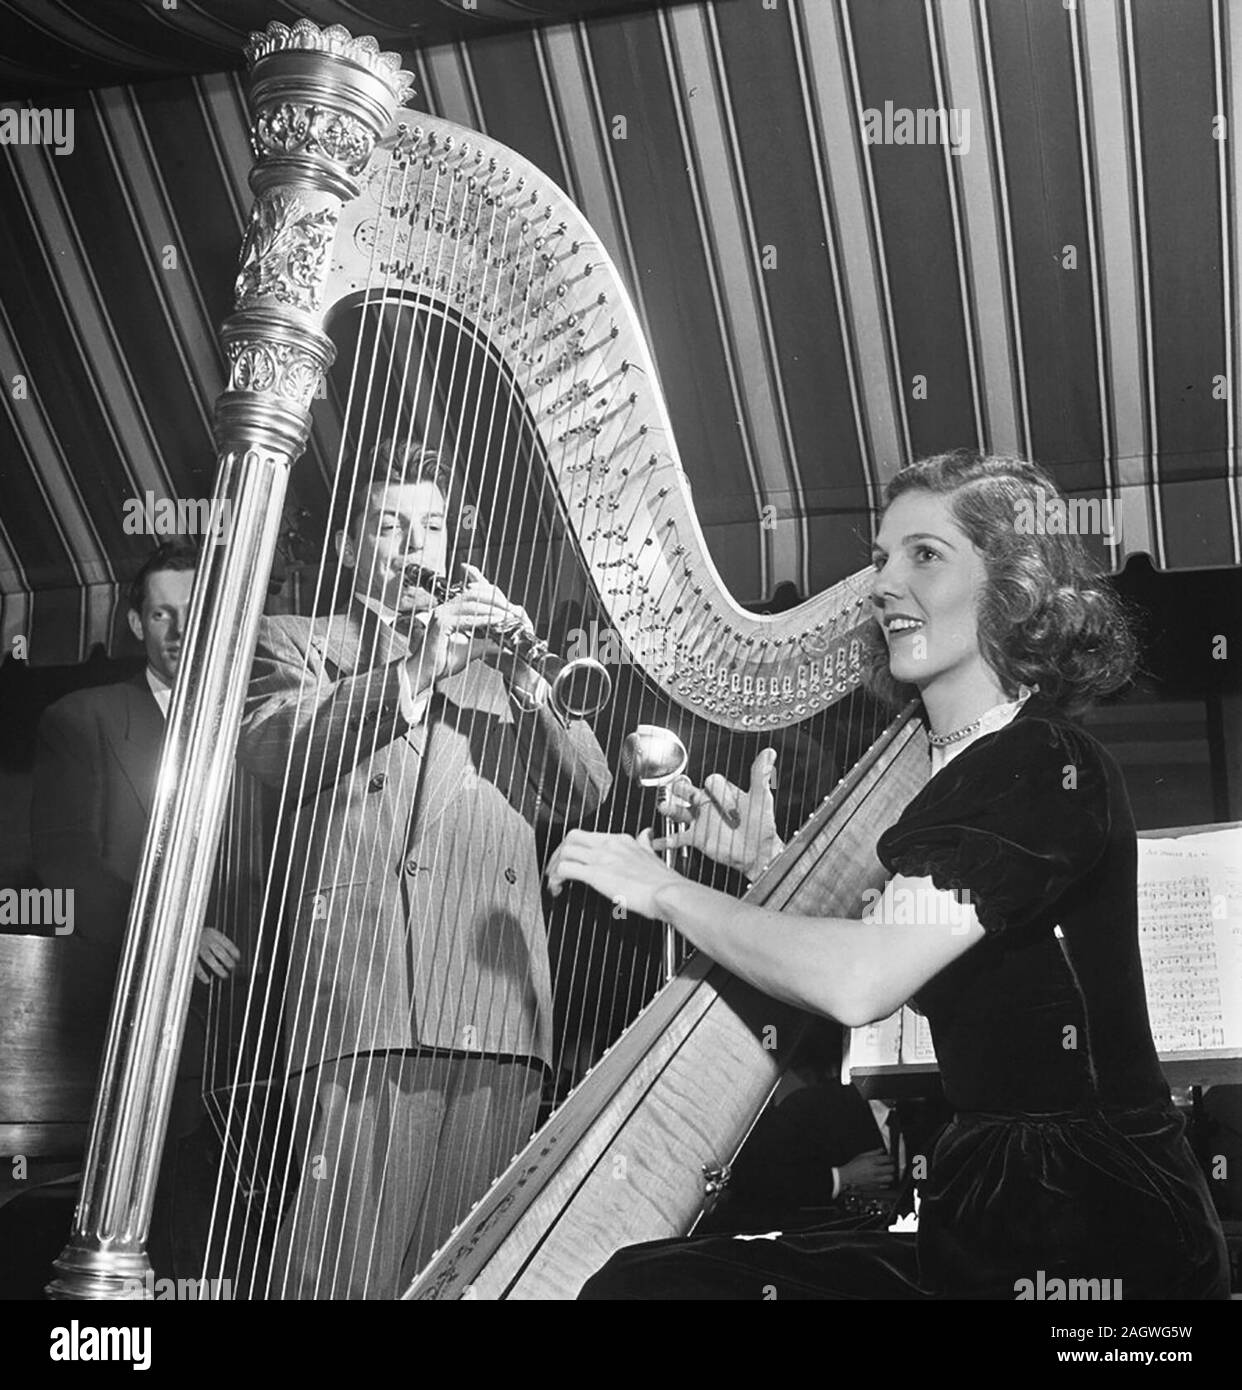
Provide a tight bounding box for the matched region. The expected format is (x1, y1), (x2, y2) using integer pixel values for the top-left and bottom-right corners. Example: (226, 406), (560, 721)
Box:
(579, 697), (1231, 1300)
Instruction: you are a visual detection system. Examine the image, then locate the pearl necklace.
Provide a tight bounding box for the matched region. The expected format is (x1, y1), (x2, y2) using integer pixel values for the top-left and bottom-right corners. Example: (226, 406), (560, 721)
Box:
(927, 686), (1036, 748)
(927, 718), (984, 748)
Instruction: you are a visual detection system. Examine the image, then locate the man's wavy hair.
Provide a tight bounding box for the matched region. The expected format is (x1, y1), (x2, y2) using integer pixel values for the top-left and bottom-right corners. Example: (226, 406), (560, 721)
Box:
(338, 435), (459, 543)
(864, 451), (1138, 716)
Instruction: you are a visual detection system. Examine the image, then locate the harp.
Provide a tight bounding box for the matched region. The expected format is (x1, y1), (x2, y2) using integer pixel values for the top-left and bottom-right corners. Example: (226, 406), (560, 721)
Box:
(49, 20), (927, 1301)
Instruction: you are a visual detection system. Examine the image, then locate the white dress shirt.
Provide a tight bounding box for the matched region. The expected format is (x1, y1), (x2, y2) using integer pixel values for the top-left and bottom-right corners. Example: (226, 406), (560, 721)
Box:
(145, 666), (172, 720)
(354, 591), (430, 725)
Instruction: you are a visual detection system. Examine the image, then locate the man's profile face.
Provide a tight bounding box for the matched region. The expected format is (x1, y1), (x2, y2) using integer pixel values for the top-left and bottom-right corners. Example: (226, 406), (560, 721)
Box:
(127, 568), (194, 685)
(338, 479), (449, 615)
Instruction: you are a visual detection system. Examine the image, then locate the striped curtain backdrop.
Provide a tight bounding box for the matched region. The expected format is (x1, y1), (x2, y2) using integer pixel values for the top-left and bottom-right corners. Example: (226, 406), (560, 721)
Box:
(2, 0), (1240, 665)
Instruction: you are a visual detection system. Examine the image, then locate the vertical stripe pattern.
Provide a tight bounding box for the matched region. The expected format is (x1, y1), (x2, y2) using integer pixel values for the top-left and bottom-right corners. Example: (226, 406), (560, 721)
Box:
(1, 0), (1240, 666)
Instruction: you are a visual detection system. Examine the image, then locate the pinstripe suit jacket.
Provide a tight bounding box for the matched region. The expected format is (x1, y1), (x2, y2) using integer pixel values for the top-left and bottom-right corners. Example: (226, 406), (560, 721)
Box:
(237, 603), (611, 1072)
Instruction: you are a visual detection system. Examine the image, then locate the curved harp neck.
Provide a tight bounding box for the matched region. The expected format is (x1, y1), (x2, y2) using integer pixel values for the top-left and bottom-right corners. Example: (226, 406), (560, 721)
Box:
(324, 118), (878, 731)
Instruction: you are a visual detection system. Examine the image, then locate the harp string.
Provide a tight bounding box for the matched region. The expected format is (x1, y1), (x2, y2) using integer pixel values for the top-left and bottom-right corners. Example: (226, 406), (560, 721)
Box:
(205, 136), (423, 1298)
(358, 207), (528, 1285)
(423, 198), (629, 1261)
(262, 208), (409, 1302)
(304, 155), (556, 1295)
(294, 145), (462, 1300)
(548, 331), (659, 1067)
(576, 400), (689, 1056)
(372, 179), (545, 1279)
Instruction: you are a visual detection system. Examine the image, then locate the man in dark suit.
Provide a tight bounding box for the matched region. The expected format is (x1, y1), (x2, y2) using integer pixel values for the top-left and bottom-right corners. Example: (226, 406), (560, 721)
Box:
(31, 541), (240, 1013)
(237, 438), (612, 1300)
(30, 540), (241, 1277)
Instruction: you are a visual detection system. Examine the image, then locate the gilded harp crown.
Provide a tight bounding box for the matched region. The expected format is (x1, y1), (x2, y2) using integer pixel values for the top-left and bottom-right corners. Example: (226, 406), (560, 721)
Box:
(243, 19), (418, 108)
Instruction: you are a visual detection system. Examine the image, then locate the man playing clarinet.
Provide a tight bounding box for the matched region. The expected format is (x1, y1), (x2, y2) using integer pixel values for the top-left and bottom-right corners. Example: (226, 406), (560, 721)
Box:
(238, 437), (611, 1299)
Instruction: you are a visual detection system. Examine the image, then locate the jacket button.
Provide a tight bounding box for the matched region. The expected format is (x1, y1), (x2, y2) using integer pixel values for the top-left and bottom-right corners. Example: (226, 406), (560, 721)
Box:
(405, 858), (421, 876)
(369, 773), (386, 792)
(504, 867), (517, 884)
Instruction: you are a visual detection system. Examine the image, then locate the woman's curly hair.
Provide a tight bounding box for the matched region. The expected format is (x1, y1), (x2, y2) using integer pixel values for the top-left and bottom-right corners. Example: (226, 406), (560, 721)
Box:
(864, 451), (1138, 716)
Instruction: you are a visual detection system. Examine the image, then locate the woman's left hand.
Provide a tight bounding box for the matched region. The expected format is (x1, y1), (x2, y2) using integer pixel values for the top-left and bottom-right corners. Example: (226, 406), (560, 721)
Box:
(547, 828), (683, 921)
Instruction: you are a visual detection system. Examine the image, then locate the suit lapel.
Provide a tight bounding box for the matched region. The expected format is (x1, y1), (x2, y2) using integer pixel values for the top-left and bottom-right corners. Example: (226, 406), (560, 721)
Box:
(117, 672), (166, 818)
(316, 601), (430, 758)
(315, 601), (408, 676)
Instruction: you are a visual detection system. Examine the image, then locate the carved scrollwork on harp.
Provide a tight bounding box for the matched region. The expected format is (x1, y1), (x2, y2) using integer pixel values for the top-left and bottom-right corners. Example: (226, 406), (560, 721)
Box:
(234, 194), (338, 312)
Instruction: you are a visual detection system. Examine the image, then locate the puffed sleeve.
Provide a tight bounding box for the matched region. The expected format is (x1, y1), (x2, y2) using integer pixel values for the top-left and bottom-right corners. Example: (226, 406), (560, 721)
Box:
(875, 717), (1112, 937)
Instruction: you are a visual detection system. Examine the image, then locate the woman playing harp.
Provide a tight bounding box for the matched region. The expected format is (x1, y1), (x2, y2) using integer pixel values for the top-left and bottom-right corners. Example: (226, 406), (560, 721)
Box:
(236, 436), (611, 1299)
(547, 452), (1230, 1301)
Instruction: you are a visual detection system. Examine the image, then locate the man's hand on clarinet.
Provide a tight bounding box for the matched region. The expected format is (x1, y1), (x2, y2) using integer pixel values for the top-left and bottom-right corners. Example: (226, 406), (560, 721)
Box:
(653, 748), (785, 881)
(408, 564), (537, 685)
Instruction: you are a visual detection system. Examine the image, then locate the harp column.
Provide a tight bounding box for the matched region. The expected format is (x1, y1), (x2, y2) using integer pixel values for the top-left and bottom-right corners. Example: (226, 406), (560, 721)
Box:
(48, 21), (412, 1300)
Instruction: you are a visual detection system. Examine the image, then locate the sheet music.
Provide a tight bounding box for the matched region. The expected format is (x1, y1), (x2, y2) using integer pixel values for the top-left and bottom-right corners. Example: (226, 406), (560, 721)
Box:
(900, 1006), (937, 1064)
(1137, 830), (1242, 1053)
(843, 1009), (901, 1075)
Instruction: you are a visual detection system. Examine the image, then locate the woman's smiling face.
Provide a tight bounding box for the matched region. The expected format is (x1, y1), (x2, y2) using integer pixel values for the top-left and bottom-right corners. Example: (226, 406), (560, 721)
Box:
(869, 489), (991, 692)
